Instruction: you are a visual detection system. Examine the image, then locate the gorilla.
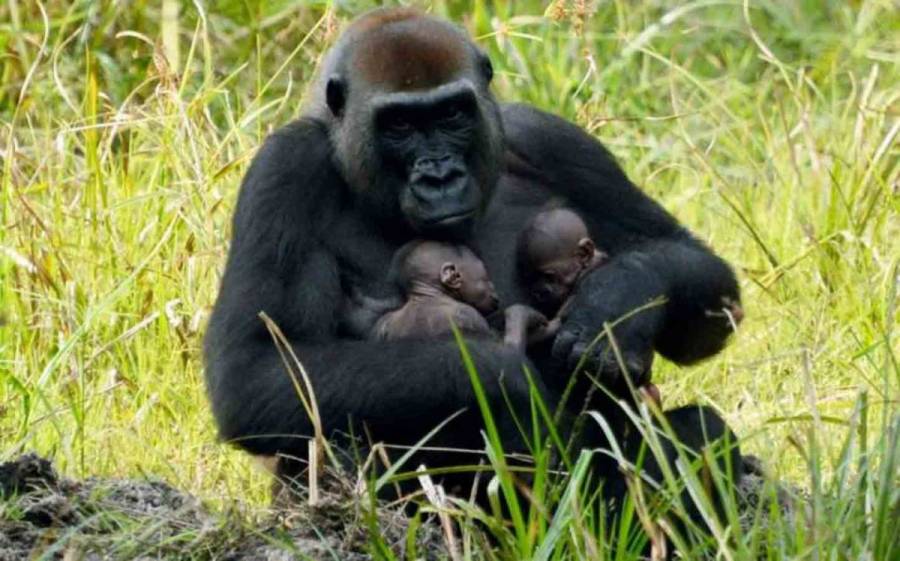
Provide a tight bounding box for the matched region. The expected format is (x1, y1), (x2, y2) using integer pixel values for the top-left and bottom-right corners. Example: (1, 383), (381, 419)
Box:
(516, 207), (609, 315)
(204, 5), (744, 528)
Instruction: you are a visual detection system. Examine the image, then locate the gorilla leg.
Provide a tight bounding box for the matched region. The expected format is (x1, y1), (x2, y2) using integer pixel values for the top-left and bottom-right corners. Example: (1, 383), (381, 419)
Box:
(614, 405), (742, 554)
(211, 337), (549, 502)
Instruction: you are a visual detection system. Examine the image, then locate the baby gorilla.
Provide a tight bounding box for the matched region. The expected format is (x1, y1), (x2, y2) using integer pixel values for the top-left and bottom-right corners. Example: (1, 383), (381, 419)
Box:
(345, 241), (549, 351)
(517, 207), (608, 317)
(518, 208), (661, 404)
(376, 241), (499, 339)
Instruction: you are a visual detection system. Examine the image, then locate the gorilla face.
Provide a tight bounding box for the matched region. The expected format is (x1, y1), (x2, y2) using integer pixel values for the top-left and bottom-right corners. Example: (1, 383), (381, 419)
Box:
(321, 13), (502, 241)
(375, 84), (486, 237)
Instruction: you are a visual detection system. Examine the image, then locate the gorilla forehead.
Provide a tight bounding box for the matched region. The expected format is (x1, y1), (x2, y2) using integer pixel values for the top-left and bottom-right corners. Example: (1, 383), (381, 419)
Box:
(348, 10), (471, 91)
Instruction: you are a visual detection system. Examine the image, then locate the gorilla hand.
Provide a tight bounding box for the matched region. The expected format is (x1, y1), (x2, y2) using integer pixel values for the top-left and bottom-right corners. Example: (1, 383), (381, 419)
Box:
(551, 253), (665, 389)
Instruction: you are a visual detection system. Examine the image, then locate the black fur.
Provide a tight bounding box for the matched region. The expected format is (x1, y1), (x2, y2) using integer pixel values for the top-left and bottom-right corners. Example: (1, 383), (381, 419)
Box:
(203, 6), (742, 544)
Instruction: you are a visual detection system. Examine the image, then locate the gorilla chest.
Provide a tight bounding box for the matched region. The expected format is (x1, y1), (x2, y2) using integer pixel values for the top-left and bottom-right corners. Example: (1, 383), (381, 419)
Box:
(325, 213), (401, 297)
(324, 171), (557, 305)
(474, 172), (557, 303)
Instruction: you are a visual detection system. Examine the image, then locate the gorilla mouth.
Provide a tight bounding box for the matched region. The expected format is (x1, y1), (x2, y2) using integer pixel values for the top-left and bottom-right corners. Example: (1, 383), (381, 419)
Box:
(427, 209), (474, 226)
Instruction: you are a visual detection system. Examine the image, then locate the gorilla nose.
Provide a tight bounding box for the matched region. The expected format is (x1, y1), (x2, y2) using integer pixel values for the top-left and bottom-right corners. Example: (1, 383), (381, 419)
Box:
(411, 156), (465, 186)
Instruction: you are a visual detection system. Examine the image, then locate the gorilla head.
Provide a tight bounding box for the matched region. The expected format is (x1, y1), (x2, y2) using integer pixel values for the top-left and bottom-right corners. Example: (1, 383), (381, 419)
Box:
(313, 8), (503, 240)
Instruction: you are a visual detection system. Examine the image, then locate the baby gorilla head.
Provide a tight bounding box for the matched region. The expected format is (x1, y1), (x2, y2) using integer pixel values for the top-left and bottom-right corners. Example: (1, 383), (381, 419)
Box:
(396, 240), (500, 315)
(517, 208), (607, 310)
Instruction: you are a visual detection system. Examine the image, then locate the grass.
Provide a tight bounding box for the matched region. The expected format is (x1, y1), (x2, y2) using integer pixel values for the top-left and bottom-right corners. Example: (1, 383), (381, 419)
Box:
(1, 0), (898, 559)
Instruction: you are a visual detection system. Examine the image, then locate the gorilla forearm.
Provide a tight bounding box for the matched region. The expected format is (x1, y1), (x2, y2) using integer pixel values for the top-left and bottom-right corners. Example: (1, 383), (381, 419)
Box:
(647, 238), (741, 363)
(571, 237), (740, 364)
(205, 337), (540, 456)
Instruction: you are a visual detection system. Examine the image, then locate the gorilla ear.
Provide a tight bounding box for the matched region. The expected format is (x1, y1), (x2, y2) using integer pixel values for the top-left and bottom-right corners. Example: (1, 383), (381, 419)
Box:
(326, 75), (346, 118)
(576, 237), (597, 267)
(480, 54), (494, 83)
(440, 262), (463, 290)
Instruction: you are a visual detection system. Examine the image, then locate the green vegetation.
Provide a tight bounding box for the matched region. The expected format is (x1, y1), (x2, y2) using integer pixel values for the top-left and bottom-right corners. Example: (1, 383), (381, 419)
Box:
(1, 1), (897, 559)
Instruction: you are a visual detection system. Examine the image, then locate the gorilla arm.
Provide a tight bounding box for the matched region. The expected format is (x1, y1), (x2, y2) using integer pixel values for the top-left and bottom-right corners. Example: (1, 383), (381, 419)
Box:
(500, 104), (741, 379)
(203, 118), (539, 458)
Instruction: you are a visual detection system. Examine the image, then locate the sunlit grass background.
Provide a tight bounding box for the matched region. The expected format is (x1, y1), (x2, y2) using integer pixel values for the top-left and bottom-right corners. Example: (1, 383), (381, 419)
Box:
(1, 0), (897, 555)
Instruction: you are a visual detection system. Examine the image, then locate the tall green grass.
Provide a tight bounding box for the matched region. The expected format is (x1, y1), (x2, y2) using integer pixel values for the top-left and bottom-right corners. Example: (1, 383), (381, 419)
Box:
(1, 1), (897, 559)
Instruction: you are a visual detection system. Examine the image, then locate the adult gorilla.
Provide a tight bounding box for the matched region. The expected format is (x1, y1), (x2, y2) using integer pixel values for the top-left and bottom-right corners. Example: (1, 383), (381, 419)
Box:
(204, 8), (742, 496)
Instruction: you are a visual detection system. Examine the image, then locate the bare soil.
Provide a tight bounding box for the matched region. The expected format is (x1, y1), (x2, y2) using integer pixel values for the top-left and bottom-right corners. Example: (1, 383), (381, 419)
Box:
(0, 454), (445, 560)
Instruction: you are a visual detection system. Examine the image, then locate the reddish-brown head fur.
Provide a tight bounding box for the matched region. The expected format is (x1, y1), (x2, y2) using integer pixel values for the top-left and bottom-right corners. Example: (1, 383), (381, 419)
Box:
(347, 9), (470, 91)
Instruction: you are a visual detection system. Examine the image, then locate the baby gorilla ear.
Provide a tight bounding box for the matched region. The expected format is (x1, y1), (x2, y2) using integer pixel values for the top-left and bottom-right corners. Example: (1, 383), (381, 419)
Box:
(440, 262), (463, 290)
(576, 237), (599, 267)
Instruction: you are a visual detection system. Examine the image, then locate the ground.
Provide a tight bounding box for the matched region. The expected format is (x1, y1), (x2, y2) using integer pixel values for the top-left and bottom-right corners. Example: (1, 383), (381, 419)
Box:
(0, 453), (447, 560)
(1, 453), (801, 560)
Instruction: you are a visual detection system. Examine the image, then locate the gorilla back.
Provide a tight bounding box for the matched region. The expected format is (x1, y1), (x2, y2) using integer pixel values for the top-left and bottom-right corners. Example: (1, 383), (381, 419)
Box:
(204, 6), (743, 521)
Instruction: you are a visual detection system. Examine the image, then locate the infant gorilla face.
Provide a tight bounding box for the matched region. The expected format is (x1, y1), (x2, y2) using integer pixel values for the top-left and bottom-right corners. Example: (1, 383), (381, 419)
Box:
(528, 241), (596, 306)
(441, 250), (500, 314)
(518, 208), (606, 309)
(401, 241), (499, 315)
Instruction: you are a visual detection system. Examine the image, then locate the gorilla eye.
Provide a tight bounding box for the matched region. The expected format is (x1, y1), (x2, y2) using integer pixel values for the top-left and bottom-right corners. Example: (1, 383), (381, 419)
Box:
(442, 106), (465, 124)
(385, 116), (413, 136)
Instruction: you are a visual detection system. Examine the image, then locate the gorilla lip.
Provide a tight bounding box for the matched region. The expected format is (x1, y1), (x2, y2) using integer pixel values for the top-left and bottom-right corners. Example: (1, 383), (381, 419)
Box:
(424, 209), (475, 227)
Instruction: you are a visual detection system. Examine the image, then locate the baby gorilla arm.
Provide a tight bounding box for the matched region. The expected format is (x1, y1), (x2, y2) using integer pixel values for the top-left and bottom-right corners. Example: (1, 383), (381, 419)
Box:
(502, 304), (557, 352)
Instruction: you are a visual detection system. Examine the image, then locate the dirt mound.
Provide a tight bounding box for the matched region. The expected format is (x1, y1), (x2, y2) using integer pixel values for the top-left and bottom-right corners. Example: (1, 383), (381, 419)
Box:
(0, 454), (445, 560)
(1, 453), (799, 560)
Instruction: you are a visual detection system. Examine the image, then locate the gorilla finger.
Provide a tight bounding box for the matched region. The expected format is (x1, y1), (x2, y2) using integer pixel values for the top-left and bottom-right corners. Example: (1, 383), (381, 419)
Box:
(568, 339), (609, 371)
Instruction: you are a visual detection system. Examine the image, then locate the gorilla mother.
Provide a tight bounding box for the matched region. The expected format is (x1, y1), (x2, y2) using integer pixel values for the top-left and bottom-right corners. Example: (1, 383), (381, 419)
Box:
(204, 8), (742, 494)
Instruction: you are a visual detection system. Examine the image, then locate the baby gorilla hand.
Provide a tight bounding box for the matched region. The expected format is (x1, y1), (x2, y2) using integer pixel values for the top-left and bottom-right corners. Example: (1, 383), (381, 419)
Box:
(503, 304), (555, 350)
